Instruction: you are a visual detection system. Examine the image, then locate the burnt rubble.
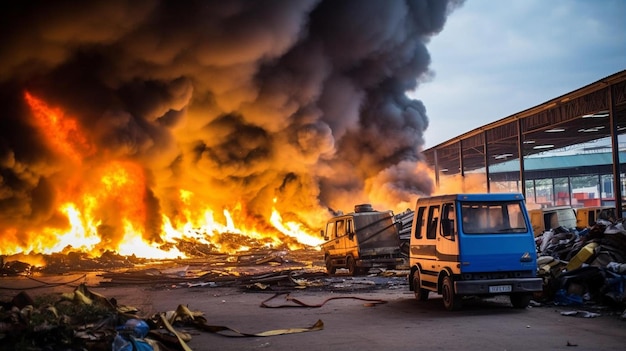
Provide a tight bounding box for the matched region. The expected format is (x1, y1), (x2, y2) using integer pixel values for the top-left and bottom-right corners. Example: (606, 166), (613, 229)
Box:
(0, 255), (404, 350)
(2, 213), (626, 314)
(1, 225), (625, 351)
(0, 231), (304, 277)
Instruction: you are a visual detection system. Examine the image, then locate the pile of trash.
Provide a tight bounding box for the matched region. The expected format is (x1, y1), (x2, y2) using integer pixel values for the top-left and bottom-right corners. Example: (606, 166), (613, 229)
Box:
(0, 284), (323, 351)
(534, 218), (626, 315)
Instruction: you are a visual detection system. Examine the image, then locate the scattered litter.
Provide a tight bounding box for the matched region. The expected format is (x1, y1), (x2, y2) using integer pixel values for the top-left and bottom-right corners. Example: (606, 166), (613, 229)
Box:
(560, 310), (601, 318)
(0, 283), (325, 350)
(259, 292), (387, 308)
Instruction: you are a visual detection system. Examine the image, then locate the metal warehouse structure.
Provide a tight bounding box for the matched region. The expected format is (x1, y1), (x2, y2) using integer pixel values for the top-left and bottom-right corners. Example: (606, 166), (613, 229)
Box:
(422, 69), (626, 211)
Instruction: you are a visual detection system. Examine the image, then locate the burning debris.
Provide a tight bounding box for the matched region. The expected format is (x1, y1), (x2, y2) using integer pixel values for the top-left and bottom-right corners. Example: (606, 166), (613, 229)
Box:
(0, 251), (407, 351)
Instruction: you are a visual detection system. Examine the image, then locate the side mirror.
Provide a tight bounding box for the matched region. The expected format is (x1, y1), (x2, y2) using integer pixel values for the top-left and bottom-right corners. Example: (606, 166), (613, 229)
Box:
(321, 230), (329, 241)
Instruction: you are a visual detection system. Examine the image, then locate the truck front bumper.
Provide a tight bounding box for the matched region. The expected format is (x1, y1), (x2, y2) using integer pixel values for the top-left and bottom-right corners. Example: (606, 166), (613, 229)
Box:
(454, 278), (543, 295)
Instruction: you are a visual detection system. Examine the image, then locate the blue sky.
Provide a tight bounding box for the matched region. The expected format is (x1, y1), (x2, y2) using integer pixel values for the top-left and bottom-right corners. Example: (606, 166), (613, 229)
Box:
(413, 0), (626, 149)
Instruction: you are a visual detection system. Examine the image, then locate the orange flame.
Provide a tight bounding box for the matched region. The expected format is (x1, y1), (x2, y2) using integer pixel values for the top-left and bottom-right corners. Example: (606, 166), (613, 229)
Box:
(270, 198), (323, 247)
(0, 92), (324, 260)
(24, 91), (93, 161)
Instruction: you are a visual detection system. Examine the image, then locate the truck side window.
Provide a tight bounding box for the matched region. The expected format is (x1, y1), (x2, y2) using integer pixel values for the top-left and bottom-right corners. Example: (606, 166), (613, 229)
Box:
(427, 205), (439, 240)
(346, 219), (353, 235)
(326, 221), (336, 239)
(440, 202), (456, 238)
(414, 206), (426, 239)
(336, 219), (346, 237)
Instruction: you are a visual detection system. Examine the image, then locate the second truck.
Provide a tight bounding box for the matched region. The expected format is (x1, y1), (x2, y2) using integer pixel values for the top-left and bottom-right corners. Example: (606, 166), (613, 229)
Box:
(320, 204), (406, 275)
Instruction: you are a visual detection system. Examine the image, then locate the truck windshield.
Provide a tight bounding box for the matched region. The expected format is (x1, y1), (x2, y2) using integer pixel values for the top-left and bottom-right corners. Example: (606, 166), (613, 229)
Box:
(460, 201), (528, 234)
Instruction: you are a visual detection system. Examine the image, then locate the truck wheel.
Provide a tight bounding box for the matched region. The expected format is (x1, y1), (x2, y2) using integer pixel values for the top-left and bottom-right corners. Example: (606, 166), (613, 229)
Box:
(347, 256), (357, 276)
(412, 270), (429, 301)
(510, 293), (532, 309)
(442, 276), (462, 311)
(325, 257), (336, 275)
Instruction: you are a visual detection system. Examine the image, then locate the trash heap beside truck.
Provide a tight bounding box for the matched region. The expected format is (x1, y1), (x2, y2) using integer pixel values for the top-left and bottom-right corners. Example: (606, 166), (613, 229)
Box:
(320, 204), (405, 275)
(408, 193), (543, 310)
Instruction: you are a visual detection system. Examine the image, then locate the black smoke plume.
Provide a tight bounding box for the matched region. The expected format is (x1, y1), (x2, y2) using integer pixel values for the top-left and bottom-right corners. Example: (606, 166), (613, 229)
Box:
(0, 0), (464, 252)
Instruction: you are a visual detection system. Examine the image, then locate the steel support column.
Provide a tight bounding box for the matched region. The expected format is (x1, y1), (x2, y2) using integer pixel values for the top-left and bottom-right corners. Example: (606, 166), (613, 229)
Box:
(459, 140), (465, 177)
(434, 148), (440, 190)
(484, 131), (490, 193)
(609, 86), (623, 214)
(517, 118), (526, 199)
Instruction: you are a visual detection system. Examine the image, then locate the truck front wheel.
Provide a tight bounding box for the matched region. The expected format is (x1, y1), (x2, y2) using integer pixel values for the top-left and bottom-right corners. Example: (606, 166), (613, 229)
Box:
(510, 293), (532, 309)
(412, 270), (429, 301)
(442, 276), (462, 311)
(325, 257), (336, 275)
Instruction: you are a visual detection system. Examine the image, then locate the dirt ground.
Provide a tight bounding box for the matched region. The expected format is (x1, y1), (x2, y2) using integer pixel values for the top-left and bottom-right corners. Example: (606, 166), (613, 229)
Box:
(1, 271), (625, 351)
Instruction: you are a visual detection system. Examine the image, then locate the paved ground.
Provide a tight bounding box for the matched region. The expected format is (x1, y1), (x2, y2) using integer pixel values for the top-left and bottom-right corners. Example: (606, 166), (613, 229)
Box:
(1, 272), (625, 351)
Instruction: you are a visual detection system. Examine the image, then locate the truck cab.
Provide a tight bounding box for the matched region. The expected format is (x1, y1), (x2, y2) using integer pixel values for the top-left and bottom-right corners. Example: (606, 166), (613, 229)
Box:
(408, 193), (542, 310)
(321, 204), (404, 275)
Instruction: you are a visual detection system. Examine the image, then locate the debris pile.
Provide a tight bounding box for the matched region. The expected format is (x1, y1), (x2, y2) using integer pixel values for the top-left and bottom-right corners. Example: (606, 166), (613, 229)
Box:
(535, 219), (626, 312)
(0, 283), (325, 351)
(0, 241), (318, 277)
(0, 284), (138, 351)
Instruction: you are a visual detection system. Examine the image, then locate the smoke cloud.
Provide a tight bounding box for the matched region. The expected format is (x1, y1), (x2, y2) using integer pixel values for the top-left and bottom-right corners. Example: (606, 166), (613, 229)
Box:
(0, 0), (463, 250)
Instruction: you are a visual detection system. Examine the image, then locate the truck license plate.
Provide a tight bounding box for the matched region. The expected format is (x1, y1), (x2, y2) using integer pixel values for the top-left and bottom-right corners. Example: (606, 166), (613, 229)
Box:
(489, 285), (512, 293)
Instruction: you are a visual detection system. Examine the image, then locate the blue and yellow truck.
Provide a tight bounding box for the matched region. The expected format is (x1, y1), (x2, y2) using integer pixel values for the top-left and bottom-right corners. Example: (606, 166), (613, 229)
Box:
(408, 193), (542, 310)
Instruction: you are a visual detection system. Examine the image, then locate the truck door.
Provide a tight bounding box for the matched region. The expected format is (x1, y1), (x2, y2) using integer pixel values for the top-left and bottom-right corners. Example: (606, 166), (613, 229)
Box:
(438, 202), (460, 265)
(342, 218), (358, 258)
(325, 219), (344, 257)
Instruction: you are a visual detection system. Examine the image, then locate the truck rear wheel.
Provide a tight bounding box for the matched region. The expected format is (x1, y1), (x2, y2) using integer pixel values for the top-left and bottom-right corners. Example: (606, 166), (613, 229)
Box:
(347, 256), (357, 276)
(442, 276), (462, 311)
(510, 293), (532, 309)
(412, 270), (429, 301)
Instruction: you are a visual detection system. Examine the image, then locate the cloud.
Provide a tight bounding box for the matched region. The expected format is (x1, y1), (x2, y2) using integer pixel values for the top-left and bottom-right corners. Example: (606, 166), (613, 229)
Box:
(414, 0), (626, 148)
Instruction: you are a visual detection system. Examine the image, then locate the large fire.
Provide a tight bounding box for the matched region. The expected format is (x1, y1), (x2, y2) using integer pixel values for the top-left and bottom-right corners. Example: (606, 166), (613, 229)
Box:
(0, 1), (463, 271)
(0, 93), (323, 262)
